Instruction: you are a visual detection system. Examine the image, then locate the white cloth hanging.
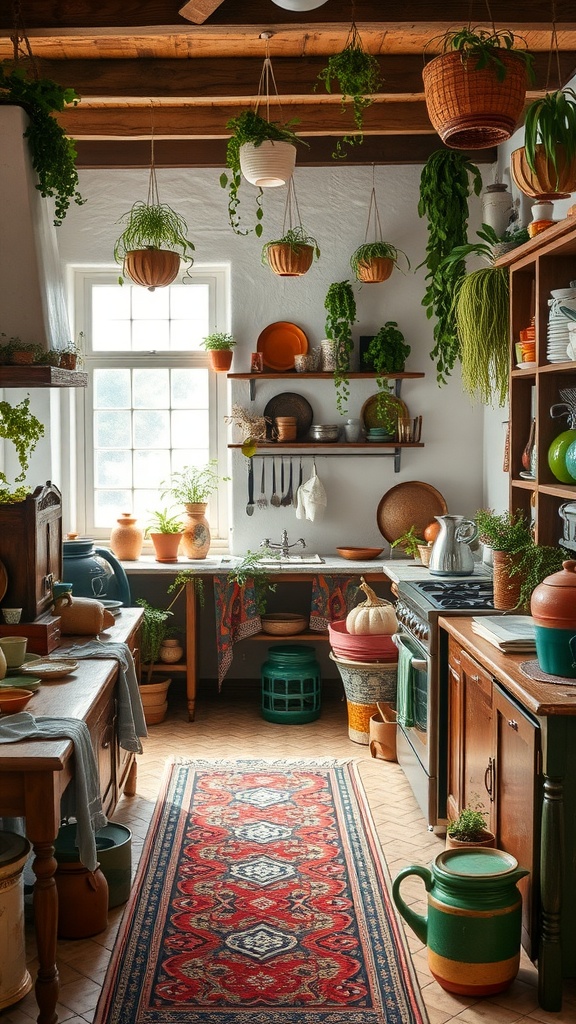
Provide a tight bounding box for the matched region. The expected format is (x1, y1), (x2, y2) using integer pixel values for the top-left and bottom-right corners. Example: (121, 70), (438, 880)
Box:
(295, 463), (327, 522)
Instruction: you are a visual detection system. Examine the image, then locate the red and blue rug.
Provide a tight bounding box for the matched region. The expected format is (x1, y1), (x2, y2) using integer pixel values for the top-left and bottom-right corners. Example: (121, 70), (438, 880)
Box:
(95, 759), (428, 1024)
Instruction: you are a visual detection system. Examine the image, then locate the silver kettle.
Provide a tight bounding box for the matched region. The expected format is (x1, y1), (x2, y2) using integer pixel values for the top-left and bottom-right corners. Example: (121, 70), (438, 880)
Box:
(428, 515), (478, 577)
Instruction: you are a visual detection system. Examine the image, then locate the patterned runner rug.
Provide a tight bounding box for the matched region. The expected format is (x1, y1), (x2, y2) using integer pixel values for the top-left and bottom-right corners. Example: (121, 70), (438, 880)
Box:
(95, 759), (428, 1024)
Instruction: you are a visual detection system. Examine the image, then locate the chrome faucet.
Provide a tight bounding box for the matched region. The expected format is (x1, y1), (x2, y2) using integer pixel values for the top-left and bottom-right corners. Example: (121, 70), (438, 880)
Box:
(261, 531), (306, 558)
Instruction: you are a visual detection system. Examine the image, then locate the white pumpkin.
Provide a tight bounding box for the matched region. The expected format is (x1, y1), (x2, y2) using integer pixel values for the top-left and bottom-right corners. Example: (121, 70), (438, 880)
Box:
(346, 577), (398, 635)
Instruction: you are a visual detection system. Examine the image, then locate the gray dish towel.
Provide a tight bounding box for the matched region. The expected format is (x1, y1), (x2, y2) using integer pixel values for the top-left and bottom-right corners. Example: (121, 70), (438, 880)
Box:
(61, 639), (148, 753)
(0, 712), (107, 872)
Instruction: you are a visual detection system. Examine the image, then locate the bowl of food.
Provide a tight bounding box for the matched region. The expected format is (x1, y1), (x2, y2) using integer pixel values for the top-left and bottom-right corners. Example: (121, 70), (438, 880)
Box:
(0, 687), (34, 712)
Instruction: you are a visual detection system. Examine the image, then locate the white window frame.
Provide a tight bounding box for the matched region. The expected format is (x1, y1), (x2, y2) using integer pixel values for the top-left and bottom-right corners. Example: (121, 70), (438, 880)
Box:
(65, 264), (231, 547)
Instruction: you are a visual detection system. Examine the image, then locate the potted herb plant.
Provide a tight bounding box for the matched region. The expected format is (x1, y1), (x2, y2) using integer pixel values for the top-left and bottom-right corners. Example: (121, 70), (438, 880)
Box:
(162, 460), (230, 560)
(136, 597), (174, 721)
(511, 89), (576, 200)
(422, 27), (534, 149)
(262, 226), (320, 278)
(220, 110), (304, 236)
(144, 508), (183, 564)
(362, 322), (411, 375)
(0, 63), (84, 226)
(113, 198), (195, 291)
(474, 508), (532, 610)
(200, 332), (236, 372)
(350, 241), (410, 284)
(323, 280), (357, 415)
(391, 526), (427, 560)
(446, 807), (495, 849)
(317, 22), (381, 158)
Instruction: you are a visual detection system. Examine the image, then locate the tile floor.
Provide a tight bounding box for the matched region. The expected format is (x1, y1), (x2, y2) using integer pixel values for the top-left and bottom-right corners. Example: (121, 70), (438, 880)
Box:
(3, 678), (576, 1024)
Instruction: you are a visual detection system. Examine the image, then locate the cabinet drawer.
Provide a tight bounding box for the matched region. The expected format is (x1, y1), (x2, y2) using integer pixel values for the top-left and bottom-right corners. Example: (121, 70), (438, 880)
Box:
(460, 648), (492, 703)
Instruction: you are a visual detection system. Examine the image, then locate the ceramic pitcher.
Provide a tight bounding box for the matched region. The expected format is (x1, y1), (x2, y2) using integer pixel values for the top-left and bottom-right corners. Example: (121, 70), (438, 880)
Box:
(393, 848), (529, 997)
(428, 515), (478, 576)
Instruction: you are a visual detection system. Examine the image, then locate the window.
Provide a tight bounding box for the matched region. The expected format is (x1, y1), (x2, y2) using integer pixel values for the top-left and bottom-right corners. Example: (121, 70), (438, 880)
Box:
(70, 266), (230, 543)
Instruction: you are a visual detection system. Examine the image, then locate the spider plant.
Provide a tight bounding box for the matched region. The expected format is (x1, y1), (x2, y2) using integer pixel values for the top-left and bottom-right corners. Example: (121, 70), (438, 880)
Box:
(523, 89), (576, 186)
(261, 226), (320, 265)
(350, 241), (410, 279)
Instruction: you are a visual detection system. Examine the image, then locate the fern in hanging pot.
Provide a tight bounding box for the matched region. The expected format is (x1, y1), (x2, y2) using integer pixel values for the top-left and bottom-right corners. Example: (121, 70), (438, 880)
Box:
(261, 177), (320, 276)
(317, 22), (381, 158)
(323, 280), (357, 415)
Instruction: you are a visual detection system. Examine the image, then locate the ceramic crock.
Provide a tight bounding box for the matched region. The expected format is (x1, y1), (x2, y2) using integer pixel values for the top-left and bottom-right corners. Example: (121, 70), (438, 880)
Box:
(531, 559), (576, 676)
(392, 848), (529, 996)
(62, 539), (131, 604)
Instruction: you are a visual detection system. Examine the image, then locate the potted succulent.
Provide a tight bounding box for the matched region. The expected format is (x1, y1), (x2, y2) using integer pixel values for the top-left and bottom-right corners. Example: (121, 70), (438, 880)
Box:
(317, 21), (381, 158)
(445, 807), (495, 849)
(422, 27), (534, 149)
(511, 89), (576, 200)
(323, 280), (357, 415)
(113, 197), (195, 291)
(350, 241), (410, 284)
(200, 332), (236, 372)
(220, 110), (304, 236)
(262, 226), (320, 278)
(0, 63), (84, 226)
(162, 460), (230, 560)
(144, 507), (183, 564)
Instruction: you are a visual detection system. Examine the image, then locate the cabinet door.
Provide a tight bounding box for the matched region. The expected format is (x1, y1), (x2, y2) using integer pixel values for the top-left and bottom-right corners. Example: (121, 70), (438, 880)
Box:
(91, 696), (116, 817)
(493, 683), (540, 959)
(460, 649), (494, 829)
(115, 623), (140, 802)
(446, 637), (463, 822)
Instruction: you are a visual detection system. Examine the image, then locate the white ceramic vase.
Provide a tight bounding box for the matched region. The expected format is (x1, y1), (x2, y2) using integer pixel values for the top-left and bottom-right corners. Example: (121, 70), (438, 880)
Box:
(239, 141), (296, 187)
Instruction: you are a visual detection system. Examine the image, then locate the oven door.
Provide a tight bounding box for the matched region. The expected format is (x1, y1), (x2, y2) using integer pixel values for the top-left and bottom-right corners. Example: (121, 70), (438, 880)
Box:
(393, 630), (441, 828)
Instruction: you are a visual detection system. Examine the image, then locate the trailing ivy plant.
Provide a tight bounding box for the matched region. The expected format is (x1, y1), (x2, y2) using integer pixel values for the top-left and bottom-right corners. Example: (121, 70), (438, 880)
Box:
(418, 150), (482, 385)
(0, 397), (45, 502)
(0, 62), (84, 226)
(323, 280), (357, 415)
(227, 550), (277, 615)
(317, 22), (381, 158)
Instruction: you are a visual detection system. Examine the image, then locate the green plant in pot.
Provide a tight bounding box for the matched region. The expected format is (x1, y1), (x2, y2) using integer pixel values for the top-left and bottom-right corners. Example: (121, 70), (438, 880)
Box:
(418, 150), (482, 385)
(220, 110), (304, 237)
(0, 62), (84, 226)
(163, 460), (229, 506)
(262, 226), (320, 277)
(446, 806), (494, 847)
(113, 198), (195, 291)
(512, 88), (576, 200)
(474, 507), (533, 610)
(137, 597), (175, 684)
(0, 397), (45, 503)
(350, 241), (410, 284)
(362, 322), (411, 374)
(144, 507), (183, 564)
(201, 332), (236, 372)
(323, 280), (357, 415)
(317, 22), (381, 158)
(391, 526), (426, 560)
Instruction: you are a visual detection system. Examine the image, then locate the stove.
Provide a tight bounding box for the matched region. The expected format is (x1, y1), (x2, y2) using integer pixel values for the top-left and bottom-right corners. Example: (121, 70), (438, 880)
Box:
(396, 577), (494, 652)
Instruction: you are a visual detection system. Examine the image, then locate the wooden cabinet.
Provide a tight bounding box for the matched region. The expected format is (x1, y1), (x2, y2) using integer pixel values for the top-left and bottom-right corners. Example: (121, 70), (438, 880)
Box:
(446, 637), (494, 829)
(498, 219), (576, 546)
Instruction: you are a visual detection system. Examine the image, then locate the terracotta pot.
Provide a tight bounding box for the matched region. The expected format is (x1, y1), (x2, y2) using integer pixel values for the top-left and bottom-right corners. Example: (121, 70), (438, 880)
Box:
(123, 249), (181, 290)
(511, 144), (576, 201)
(110, 512), (144, 560)
(182, 502), (211, 559)
(159, 638), (184, 663)
(445, 830), (496, 851)
(139, 676), (171, 723)
(149, 531), (182, 563)
(10, 350), (35, 364)
(265, 242), (314, 277)
(492, 549), (523, 611)
(422, 50), (528, 149)
(209, 349), (233, 372)
(54, 861), (108, 939)
(530, 558), (576, 630)
(355, 256), (394, 283)
(59, 352), (77, 370)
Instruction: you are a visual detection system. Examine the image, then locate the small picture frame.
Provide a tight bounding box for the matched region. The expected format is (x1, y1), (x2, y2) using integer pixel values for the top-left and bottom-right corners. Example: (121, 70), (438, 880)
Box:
(251, 352), (264, 373)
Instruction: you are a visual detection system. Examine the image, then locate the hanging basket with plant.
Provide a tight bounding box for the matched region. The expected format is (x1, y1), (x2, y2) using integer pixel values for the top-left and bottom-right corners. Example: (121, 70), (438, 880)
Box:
(317, 21), (381, 158)
(418, 149), (482, 385)
(511, 88), (576, 200)
(422, 27), (534, 149)
(323, 280), (357, 415)
(261, 177), (320, 276)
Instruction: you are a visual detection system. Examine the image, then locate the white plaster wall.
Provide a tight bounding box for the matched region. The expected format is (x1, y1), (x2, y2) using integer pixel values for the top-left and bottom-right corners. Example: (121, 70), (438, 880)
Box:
(40, 162), (488, 550)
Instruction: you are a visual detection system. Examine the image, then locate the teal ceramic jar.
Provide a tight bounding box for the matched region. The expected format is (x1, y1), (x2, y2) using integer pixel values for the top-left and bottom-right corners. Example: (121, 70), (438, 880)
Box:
(531, 559), (576, 676)
(62, 539), (131, 605)
(393, 848), (528, 996)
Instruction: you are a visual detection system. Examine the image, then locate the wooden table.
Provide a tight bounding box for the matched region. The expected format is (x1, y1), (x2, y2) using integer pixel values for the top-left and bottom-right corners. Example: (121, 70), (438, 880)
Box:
(0, 609), (142, 1024)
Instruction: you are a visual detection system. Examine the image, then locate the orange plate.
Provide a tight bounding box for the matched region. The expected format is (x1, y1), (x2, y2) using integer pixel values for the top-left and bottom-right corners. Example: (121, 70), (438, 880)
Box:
(257, 321), (309, 371)
(336, 547), (384, 560)
(376, 481), (448, 543)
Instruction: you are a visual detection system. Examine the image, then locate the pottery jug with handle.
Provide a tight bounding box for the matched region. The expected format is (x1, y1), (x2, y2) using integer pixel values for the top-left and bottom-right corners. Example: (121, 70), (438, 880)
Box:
(393, 848), (529, 997)
(428, 515), (478, 576)
(62, 539), (131, 605)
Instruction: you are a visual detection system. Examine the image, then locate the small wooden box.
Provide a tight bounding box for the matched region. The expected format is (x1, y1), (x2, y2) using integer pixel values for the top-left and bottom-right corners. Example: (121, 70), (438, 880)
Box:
(0, 614), (61, 654)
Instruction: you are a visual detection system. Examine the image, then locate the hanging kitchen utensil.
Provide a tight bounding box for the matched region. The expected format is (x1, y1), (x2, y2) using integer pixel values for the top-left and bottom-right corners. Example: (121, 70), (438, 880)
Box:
(294, 456), (303, 507)
(270, 458), (281, 507)
(257, 459), (267, 509)
(281, 458), (294, 506)
(246, 459), (255, 515)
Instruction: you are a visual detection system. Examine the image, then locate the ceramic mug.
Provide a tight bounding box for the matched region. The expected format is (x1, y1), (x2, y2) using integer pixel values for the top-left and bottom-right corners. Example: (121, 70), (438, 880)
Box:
(0, 636), (27, 668)
(1, 608), (22, 624)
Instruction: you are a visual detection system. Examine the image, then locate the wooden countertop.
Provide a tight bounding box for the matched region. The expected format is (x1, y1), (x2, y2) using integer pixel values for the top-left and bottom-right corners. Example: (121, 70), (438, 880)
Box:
(439, 616), (576, 717)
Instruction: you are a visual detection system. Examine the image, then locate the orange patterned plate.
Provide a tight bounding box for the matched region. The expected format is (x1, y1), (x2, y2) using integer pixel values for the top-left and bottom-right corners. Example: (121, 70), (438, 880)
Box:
(257, 321), (309, 371)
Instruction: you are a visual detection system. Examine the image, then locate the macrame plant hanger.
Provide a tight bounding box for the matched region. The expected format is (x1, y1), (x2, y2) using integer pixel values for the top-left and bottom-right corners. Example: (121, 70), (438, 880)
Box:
(363, 164), (384, 246)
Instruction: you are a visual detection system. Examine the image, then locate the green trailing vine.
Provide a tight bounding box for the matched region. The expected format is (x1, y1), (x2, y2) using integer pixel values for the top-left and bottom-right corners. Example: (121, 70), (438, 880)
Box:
(227, 550), (277, 615)
(317, 22), (381, 158)
(454, 265), (510, 407)
(0, 397), (45, 502)
(324, 280), (357, 415)
(418, 150), (482, 385)
(362, 322), (411, 424)
(136, 598), (174, 682)
(0, 63), (84, 226)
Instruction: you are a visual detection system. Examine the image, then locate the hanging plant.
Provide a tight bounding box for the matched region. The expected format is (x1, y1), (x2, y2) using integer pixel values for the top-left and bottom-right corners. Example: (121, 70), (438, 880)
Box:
(0, 62), (84, 226)
(317, 22), (381, 158)
(418, 150), (482, 385)
(0, 397), (45, 502)
(261, 177), (320, 276)
(512, 89), (576, 200)
(323, 280), (357, 415)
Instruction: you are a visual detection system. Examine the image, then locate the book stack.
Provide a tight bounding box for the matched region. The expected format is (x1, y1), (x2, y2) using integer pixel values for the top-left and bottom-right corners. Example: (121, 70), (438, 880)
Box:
(471, 616), (536, 653)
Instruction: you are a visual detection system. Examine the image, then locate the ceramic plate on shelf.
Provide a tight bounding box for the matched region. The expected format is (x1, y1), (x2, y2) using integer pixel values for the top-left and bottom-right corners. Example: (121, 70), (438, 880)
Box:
(256, 322), (308, 371)
(101, 600), (122, 616)
(263, 392), (314, 439)
(1, 675), (41, 690)
(516, 362), (536, 369)
(20, 659), (78, 680)
(6, 653), (41, 676)
(361, 392), (409, 431)
(376, 480), (448, 543)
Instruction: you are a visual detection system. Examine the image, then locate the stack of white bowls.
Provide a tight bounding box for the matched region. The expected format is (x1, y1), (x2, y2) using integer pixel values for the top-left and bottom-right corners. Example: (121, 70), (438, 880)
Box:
(547, 286), (576, 362)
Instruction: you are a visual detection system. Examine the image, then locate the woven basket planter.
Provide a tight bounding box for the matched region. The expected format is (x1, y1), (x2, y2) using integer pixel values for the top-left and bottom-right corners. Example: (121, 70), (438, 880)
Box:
(511, 144), (576, 201)
(123, 249), (180, 290)
(239, 140), (296, 187)
(492, 549), (523, 611)
(422, 50), (528, 149)
(355, 256), (394, 283)
(265, 242), (314, 277)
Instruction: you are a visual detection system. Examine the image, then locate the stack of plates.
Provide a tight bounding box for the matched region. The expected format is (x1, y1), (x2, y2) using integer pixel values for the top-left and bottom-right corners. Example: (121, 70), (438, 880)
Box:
(328, 620), (398, 662)
(366, 428), (393, 442)
(547, 293), (576, 362)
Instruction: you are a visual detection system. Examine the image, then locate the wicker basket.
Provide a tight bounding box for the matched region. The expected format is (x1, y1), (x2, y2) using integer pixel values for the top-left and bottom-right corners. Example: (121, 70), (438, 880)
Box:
(355, 257), (394, 283)
(511, 144), (576, 201)
(422, 50), (528, 149)
(266, 243), (314, 277)
(261, 613), (308, 636)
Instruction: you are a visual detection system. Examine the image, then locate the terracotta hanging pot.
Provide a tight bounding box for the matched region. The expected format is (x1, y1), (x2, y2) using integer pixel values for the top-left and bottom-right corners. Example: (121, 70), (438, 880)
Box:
(149, 531), (182, 563)
(511, 144), (576, 201)
(355, 256), (394, 283)
(123, 249), (181, 290)
(209, 349), (234, 372)
(422, 50), (528, 149)
(182, 502), (211, 559)
(265, 242), (314, 277)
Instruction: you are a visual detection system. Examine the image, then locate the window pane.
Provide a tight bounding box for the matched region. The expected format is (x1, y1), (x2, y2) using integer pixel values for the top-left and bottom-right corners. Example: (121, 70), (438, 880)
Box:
(95, 450), (132, 487)
(94, 369), (131, 408)
(133, 409), (171, 448)
(132, 319), (170, 351)
(133, 369), (170, 409)
(133, 449), (172, 487)
(171, 369), (209, 407)
(172, 410), (209, 444)
(95, 410), (132, 447)
(132, 288), (170, 318)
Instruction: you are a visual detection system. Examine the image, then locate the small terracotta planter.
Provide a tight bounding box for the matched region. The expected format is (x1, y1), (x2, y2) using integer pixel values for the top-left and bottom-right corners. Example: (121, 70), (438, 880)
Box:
(123, 249), (181, 290)
(266, 243), (314, 277)
(511, 144), (576, 201)
(10, 350), (36, 364)
(355, 256), (394, 283)
(209, 349), (233, 372)
(59, 353), (77, 370)
(149, 531), (182, 563)
(445, 830), (496, 851)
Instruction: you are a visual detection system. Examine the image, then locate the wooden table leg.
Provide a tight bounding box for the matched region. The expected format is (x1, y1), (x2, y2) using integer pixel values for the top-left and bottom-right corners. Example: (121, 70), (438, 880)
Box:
(538, 775), (564, 1011)
(185, 580), (198, 721)
(31, 840), (60, 1024)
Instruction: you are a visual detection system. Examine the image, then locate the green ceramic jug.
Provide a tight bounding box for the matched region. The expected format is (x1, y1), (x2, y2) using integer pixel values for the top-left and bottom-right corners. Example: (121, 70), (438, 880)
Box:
(392, 848), (529, 997)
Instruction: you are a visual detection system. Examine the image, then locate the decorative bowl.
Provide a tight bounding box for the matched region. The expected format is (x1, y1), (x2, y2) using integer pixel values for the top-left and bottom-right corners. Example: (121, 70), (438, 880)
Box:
(336, 547), (384, 560)
(309, 424), (340, 442)
(0, 687), (34, 712)
(261, 613), (308, 636)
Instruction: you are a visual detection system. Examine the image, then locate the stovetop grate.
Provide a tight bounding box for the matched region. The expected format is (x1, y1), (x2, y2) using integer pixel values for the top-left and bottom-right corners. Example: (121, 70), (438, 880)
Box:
(405, 578), (494, 611)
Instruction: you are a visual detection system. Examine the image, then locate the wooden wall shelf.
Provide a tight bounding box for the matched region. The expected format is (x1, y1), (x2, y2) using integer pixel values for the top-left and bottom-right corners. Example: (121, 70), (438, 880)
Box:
(0, 366), (88, 388)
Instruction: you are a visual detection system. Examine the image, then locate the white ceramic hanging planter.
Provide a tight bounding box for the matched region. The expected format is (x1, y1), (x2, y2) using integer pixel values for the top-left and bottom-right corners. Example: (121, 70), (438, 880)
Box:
(240, 140), (296, 187)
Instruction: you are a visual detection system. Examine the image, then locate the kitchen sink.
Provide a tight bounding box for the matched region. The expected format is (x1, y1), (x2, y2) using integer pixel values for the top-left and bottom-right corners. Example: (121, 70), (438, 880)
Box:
(258, 554), (325, 565)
